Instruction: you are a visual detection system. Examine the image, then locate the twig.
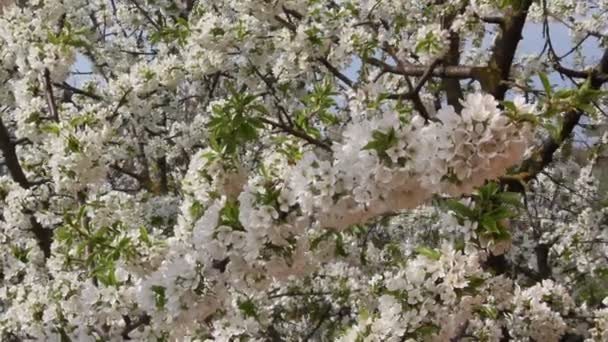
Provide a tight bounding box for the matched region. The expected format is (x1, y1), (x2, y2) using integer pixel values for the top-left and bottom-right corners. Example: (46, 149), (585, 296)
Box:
(258, 117), (332, 152)
(53, 81), (103, 101)
(302, 305), (332, 341)
(121, 314), (151, 339)
(108, 88), (133, 121)
(413, 57), (443, 94)
(126, 0), (161, 31)
(43, 68), (60, 122)
(317, 57), (354, 88)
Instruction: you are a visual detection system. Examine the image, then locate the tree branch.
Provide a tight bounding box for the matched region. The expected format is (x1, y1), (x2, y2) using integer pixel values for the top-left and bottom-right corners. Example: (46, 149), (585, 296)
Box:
(0, 118), (52, 257)
(484, 0), (534, 100)
(517, 48), (608, 183)
(440, 5), (466, 112)
(126, 0), (161, 31)
(258, 117), (332, 152)
(365, 57), (481, 79)
(317, 57), (354, 88)
(121, 314), (151, 339)
(53, 81), (103, 101)
(44, 68), (60, 122)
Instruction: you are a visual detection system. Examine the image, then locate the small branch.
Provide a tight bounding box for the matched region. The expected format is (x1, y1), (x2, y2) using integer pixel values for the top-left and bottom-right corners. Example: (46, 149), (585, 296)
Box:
(412, 57), (443, 94)
(156, 156), (169, 194)
(553, 62), (608, 82)
(479, 15), (505, 26)
(53, 81), (103, 101)
(273, 15), (296, 31)
(110, 164), (145, 183)
(268, 291), (333, 299)
(258, 117), (332, 152)
(449, 320), (470, 342)
(119, 49), (158, 56)
(383, 47), (438, 122)
(282, 7), (303, 20)
(126, 0), (161, 31)
(13, 138), (32, 145)
(43, 69), (59, 122)
(317, 57), (354, 88)
(0, 119), (31, 188)
(108, 88), (132, 122)
(121, 314), (151, 339)
(303, 305), (332, 341)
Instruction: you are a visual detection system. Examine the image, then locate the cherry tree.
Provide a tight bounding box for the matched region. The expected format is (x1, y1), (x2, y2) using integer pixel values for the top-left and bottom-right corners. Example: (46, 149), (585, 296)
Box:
(0, 0), (607, 340)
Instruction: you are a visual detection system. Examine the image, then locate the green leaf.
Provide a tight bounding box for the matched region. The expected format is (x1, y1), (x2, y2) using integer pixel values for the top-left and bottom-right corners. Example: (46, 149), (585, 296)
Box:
(41, 123), (61, 136)
(318, 111), (340, 125)
(502, 100), (517, 112)
(362, 128), (398, 162)
(11, 245), (29, 263)
(478, 305), (498, 319)
(334, 233), (348, 257)
(480, 215), (499, 234)
(496, 192), (522, 207)
(539, 72), (552, 97)
(189, 200), (205, 220)
(466, 276), (485, 289)
(66, 135), (81, 153)
(151, 285), (166, 309)
(414, 324), (440, 337)
(415, 246), (441, 260)
(554, 89), (575, 99)
(445, 199), (475, 219)
(516, 113), (540, 124)
(477, 182), (499, 201)
(219, 199), (243, 231)
(238, 298), (258, 318)
(487, 206), (515, 221)
(139, 226), (151, 247)
(55, 226), (73, 243)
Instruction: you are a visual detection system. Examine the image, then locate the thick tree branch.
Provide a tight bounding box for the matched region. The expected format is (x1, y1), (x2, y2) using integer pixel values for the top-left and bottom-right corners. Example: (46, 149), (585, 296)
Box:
(0, 120), (31, 188)
(440, 6), (466, 112)
(552, 61), (608, 83)
(491, 49), (608, 300)
(479, 15), (506, 26)
(385, 58), (443, 100)
(0, 118), (52, 257)
(365, 57), (481, 79)
(413, 57), (443, 94)
(156, 156), (169, 194)
(381, 46), (441, 122)
(484, 1), (534, 100)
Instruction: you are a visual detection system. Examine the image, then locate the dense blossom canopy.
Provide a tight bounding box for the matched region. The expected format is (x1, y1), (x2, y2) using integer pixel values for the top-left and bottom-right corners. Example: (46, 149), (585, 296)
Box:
(0, 0), (608, 341)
